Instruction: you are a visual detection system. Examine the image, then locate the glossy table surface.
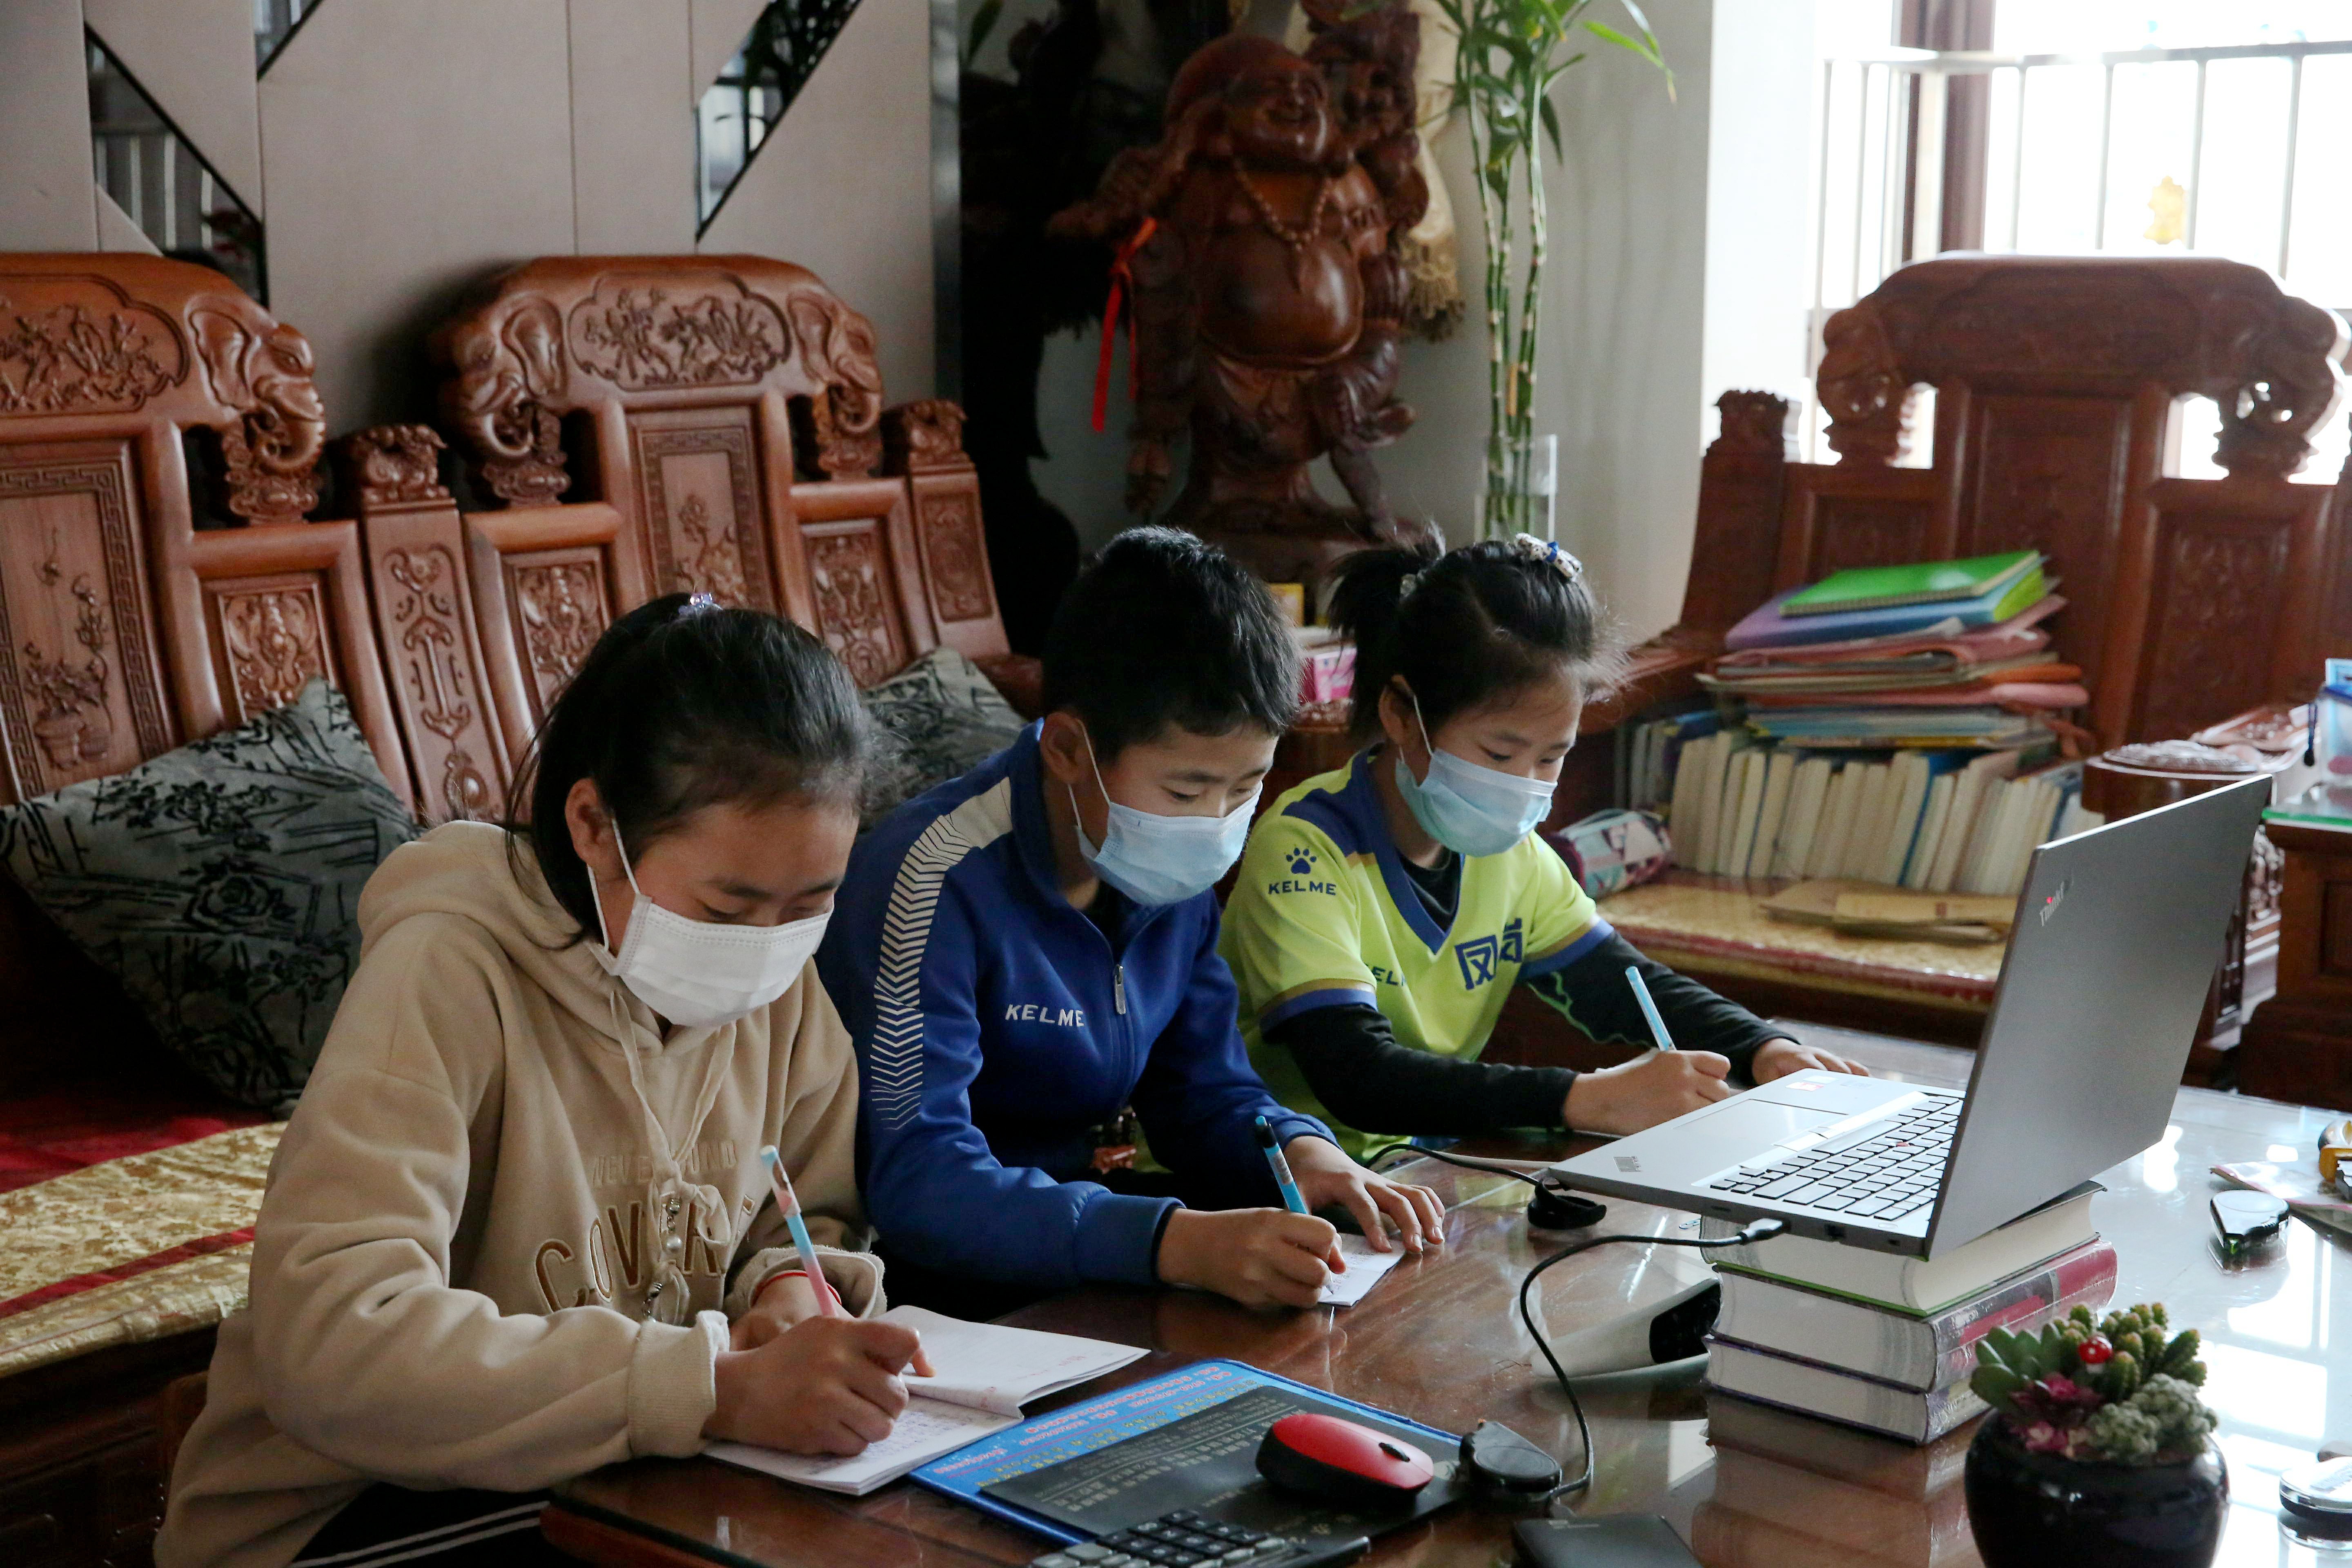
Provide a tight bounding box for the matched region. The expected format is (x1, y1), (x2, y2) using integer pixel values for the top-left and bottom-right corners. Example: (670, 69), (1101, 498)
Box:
(549, 1024), (2352, 1567)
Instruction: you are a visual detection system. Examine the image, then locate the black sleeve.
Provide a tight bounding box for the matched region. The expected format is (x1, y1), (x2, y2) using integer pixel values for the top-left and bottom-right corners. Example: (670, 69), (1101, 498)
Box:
(1266, 1004), (1577, 1137)
(1523, 931), (1785, 1084)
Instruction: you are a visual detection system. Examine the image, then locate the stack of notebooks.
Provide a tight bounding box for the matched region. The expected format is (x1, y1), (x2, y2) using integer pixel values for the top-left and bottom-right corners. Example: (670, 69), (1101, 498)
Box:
(1664, 738), (2100, 896)
(1652, 553), (2103, 895)
(1698, 1185), (2115, 1445)
(1707, 551), (2082, 751)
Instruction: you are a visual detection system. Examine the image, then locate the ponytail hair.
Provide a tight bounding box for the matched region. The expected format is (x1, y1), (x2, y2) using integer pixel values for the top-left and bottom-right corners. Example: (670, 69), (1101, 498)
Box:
(507, 593), (873, 938)
(1327, 532), (1626, 741)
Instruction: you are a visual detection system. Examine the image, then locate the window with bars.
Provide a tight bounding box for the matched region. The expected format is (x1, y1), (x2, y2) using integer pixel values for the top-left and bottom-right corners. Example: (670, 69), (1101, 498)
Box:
(1805, 1), (2352, 479)
(254, 0), (324, 71)
(86, 33), (266, 301)
(695, 0), (864, 232)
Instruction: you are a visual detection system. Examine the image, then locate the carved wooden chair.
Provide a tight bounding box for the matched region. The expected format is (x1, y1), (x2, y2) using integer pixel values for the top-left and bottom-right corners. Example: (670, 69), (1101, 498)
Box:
(343, 255), (1033, 825)
(0, 254), (398, 1568)
(1538, 254), (2352, 1074)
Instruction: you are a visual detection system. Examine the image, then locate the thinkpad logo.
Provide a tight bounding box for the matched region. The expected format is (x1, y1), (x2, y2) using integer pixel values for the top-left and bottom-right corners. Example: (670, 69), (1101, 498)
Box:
(1615, 1155), (1642, 1173)
(2039, 879), (2069, 927)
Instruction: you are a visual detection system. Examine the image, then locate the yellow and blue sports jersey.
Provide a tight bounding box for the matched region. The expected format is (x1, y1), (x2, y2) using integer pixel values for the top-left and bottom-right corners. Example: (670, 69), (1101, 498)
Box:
(1220, 750), (1613, 1154)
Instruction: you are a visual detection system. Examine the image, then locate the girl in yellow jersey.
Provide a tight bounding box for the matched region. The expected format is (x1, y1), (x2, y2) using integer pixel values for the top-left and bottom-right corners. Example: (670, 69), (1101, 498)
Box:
(1220, 536), (1866, 1157)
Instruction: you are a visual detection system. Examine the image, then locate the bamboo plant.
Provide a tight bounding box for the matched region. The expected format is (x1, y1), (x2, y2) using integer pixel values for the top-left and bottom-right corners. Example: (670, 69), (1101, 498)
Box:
(1425, 0), (1672, 537)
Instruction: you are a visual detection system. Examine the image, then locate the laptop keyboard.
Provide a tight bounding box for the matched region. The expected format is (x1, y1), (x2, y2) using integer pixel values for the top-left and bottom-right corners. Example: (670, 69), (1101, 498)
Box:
(1703, 1096), (1960, 1221)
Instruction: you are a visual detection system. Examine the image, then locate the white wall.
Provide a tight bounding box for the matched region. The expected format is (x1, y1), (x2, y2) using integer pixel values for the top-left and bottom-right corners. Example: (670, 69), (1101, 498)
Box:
(0, 0), (101, 250)
(701, 0), (935, 403)
(259, 0), (580, 428)
(0, 0), (936, 432)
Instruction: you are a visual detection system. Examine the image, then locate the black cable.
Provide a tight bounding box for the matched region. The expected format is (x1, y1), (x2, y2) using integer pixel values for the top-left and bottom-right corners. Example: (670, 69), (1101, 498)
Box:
(1362, 1141), (1545, 1187)
(1516, 1218), (1786, 1499)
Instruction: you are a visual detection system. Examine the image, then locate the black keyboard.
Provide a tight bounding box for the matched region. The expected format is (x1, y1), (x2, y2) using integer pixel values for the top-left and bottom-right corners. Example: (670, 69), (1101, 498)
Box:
(1704, 1096), (1960, 1221)
(1024, 1510), (1368, 1568)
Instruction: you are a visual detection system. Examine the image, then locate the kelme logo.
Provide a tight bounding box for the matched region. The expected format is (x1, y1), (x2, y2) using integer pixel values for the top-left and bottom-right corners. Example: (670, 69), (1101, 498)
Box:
(1287, 847), (1316, 875)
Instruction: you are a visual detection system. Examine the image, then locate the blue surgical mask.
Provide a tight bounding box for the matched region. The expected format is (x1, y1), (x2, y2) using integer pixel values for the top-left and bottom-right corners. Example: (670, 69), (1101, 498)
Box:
(1072, 731), (1258, 906)
(1394, 699), (1556, 857)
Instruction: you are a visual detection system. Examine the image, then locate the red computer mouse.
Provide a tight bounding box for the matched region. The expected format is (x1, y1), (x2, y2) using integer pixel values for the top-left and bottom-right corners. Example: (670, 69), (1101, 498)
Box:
(1255, 1412), (1436, 1508)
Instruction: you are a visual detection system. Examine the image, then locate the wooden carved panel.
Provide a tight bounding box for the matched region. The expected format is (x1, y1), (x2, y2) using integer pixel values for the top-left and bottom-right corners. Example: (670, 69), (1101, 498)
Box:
(504, 550), (611, 720)
(630, 412), (774, 610)
(1956, 393), (2136, 682)
(1806, 495), (1936, 581)
(1817, 256), (2346, 479)
(2132, 518), (2294, 742)
(0, 276), (186, 414)
(567, 274), (792, 390)
(912, 483), (994, 625)
(381, 543), (499, 822)
(802, 522), (906, 687)
(0, 450), (175, 802)
(205, 575), (337, 723)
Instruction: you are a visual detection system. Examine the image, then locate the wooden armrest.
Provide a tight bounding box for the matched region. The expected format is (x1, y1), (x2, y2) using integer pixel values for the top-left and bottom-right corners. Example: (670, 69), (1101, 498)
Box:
(971, 653), (1043, 720)
(1581, 625), (1721, 735)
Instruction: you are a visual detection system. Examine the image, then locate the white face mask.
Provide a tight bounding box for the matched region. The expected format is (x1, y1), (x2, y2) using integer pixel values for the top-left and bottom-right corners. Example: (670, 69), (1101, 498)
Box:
(1071, 727), (1258, 906)
(592, 832), (827, 1030)
(1394, 695), (1558, 858)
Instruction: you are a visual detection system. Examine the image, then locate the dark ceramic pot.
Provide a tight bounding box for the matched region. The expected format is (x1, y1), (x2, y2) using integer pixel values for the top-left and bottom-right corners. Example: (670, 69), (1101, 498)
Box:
(1965, 1419), (2227, 1568)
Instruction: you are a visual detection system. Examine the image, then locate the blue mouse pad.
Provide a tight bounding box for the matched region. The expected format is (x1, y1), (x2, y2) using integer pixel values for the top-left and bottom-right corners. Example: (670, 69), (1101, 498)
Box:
(978, 1380), (1465, 1541)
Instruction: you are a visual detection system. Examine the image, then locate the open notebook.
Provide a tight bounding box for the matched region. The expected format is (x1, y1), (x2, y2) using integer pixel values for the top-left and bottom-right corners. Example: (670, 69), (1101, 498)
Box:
(706, 1307), (1147, 1495)
(1319, 1232), (1409, 1305)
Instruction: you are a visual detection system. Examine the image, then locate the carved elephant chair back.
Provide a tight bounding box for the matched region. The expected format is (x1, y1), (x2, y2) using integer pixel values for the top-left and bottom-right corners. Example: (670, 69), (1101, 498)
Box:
(0, 255), (406, 808)
(344, 255), (1015, 826)
(1737, 255), (2349, 750)
(0, 254), (405, 1087)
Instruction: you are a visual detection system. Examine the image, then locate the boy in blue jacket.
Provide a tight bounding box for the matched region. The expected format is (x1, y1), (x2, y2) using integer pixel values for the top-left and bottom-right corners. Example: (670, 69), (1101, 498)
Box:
(820, 528), (1444, 1314)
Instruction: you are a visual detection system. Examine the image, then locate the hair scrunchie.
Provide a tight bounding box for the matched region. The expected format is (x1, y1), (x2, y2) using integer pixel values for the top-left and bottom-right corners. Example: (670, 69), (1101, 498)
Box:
(1510, 532), (1585, 583)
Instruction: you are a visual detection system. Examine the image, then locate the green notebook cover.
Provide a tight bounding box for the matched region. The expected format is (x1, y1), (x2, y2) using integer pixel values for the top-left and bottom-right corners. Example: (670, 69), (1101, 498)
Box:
(1783, 550), (2041, 617)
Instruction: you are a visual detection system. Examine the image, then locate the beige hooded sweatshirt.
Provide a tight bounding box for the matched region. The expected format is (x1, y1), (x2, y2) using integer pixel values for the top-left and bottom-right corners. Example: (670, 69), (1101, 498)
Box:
(157, 822), (884, 1568)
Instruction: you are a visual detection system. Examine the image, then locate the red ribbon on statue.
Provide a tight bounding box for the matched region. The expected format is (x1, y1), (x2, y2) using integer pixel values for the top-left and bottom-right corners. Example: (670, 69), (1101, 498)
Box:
(1092, 217), (1158, 434)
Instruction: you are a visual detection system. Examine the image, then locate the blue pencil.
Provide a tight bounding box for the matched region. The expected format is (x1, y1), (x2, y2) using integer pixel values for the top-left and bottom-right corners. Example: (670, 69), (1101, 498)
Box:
(759, 1144), (844, 1316)
(1255, 1115), (1309, 1214)
(1625, 966), (1677, 1052)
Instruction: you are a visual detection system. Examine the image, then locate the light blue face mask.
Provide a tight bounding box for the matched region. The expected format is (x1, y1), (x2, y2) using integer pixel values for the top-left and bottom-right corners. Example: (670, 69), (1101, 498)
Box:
(1394, 699), (1557, 857)
(1073, 731), (1259, 906)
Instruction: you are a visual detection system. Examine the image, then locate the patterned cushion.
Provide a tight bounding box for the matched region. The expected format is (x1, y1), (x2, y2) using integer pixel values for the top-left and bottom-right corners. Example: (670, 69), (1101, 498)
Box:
(0, 681), (417, 1112)
(861, 646), (1027, 824)
(0, 1120), (281, 1381)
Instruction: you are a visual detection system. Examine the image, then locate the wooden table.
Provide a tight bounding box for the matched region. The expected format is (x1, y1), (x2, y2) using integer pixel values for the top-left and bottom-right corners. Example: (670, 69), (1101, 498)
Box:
(543, 1025), (2352, 1567)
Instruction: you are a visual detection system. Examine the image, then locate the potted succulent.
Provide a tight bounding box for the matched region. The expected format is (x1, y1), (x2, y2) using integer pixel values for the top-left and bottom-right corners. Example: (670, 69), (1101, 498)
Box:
(1965, 1303), (2228, 1568)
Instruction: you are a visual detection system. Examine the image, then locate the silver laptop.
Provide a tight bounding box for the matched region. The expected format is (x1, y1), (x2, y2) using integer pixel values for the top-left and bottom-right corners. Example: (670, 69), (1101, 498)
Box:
(1553, 773), (2272, 1259)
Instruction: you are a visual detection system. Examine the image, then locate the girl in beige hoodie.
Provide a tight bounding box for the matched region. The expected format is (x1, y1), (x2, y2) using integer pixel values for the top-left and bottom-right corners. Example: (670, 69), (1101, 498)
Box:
(158, 595), (923, 1568)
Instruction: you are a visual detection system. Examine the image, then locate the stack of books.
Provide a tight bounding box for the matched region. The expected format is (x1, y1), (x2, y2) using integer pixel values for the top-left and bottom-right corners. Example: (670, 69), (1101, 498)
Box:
(1664, 739), (2099, 895)
(1708, 551), (2081, 748)
(1617, 707), (1721, 813)
(1652, 553), (2103, 894)
(1698, 1186), (2114, 1444)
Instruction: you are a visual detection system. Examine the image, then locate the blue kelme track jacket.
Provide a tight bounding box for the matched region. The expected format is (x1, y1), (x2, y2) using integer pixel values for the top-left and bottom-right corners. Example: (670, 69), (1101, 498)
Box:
(817, 725), (1330, 1289)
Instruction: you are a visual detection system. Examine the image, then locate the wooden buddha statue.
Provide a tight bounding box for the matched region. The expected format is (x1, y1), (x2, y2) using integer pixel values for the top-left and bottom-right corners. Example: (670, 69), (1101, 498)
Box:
(1053, 2), (1428, 591)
